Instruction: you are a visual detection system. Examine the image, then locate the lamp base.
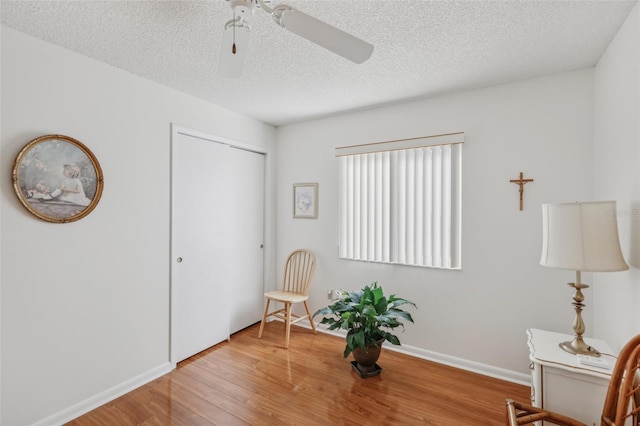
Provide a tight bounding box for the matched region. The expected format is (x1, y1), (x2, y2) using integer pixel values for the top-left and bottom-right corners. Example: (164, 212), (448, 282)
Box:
(559, 337), (601, 357)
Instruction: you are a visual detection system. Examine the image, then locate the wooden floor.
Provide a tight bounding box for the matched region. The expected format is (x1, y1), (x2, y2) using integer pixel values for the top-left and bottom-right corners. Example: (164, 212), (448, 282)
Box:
(67, 323), (529, 425)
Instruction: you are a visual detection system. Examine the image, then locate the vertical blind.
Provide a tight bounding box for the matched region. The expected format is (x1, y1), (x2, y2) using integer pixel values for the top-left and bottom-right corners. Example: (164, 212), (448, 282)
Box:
(337, 133), (462, 269)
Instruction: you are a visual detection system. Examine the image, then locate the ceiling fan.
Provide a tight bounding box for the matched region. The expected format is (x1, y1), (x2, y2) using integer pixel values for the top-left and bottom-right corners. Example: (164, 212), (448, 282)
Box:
(218, 0), (374, 77)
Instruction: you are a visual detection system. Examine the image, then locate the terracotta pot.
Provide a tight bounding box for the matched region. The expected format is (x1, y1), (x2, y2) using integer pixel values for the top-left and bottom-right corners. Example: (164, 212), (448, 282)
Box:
(352, 339), (384, 373)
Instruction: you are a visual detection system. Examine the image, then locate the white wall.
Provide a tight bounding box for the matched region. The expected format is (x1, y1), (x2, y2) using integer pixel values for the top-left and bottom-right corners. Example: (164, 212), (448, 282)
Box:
(593, 3), (640, 352)
(276, 69), (595, 377)
(0, 27), (276, 425)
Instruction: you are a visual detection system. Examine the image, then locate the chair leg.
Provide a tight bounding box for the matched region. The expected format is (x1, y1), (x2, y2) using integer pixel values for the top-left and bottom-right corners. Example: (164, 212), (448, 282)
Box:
(258, 298), (270, 339)
(304, 301), (317, 334)
(284, 302), (292, 349)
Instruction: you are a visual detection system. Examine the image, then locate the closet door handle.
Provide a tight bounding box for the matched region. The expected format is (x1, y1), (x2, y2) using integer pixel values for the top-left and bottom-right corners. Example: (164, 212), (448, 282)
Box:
(177, 257), (183, 263)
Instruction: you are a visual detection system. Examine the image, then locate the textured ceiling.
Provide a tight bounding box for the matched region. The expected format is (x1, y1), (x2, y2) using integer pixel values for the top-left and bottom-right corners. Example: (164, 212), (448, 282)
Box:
(1, 0), (636, 126)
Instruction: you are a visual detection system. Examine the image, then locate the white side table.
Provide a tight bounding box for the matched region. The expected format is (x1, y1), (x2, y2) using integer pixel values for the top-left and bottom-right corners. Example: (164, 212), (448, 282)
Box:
(527, 328), (617, 426)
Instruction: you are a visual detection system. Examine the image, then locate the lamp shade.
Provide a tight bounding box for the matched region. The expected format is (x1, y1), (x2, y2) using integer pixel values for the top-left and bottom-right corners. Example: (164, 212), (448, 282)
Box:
(540, 201), (628, 272)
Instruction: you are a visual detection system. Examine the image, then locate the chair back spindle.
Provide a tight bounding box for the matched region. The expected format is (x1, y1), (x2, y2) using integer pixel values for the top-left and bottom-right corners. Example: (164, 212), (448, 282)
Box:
(282, 249), (316, 296)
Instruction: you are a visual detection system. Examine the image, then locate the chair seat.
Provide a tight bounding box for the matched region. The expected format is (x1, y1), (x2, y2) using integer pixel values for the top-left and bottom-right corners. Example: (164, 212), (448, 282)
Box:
(264, 291), (309, 304)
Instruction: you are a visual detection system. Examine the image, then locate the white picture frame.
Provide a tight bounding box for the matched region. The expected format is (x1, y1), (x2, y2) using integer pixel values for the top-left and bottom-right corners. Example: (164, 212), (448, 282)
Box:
(293, 183), (318, 219)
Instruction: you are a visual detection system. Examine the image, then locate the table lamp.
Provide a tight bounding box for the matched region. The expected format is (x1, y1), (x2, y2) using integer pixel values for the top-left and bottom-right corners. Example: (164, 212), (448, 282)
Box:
(540, 201), (628, 356)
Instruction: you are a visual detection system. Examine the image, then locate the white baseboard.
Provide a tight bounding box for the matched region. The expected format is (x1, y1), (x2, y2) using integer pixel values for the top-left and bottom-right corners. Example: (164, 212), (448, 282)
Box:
(383, 340), (531, 386)
(32, 362), (172, 426)
(300, 322), (531, 386)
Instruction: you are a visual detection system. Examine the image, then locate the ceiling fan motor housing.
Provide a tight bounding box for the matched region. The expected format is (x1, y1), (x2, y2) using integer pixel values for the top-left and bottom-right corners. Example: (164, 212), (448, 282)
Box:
(229, 0), (255, 17)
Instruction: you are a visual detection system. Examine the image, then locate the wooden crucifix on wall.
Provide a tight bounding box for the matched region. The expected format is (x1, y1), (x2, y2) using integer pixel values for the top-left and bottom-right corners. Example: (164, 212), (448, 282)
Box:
(510, 172), (534, 211)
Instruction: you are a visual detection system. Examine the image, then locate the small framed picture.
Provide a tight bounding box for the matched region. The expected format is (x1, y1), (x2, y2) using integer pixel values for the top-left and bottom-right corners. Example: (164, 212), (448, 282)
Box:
(11, 134), (104, 223)
(293, 183), (318, 219)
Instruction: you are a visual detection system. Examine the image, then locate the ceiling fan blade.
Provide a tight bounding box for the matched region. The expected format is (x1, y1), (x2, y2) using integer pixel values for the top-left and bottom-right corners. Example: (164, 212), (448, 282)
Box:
(273, 6), (373, 64)
(218, 22), (251, 78)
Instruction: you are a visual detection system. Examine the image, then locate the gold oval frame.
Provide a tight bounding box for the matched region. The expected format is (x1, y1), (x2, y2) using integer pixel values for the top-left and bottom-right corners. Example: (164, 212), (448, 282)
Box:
(12, 134), (104, 223)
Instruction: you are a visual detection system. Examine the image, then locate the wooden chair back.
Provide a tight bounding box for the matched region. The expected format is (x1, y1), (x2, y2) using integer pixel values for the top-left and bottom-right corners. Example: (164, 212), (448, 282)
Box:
(281, 249), (316, 296)
(601, 334), (640, 425)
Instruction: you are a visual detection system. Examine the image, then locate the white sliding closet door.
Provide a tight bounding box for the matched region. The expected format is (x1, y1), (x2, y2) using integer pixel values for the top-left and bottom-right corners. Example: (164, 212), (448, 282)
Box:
(172, 132), (232, 363)
(171, 128), (265, 364)
(228, 147), (265, 333)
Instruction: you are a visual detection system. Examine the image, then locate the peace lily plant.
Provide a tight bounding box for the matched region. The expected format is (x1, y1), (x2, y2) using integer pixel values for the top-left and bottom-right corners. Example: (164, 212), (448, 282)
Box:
(313, 282), (416, 359)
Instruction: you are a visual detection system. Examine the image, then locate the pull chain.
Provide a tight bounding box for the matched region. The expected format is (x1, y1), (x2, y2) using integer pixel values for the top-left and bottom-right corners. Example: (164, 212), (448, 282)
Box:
(232, 11), (237, 54)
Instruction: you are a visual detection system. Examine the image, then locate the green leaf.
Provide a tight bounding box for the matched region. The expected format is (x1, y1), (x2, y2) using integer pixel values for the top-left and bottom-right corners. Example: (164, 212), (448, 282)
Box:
(327, 322), (342, 331)
(371, 285), (384, 305)
(353, 330), (365, 349)
(385, 333), (401, 345)
(343, 345), (353, 358)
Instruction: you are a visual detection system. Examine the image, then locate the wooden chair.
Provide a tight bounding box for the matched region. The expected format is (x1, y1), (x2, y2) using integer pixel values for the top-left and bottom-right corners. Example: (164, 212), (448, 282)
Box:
(258, 249), (317, 348)
(506, 334), (640, 426)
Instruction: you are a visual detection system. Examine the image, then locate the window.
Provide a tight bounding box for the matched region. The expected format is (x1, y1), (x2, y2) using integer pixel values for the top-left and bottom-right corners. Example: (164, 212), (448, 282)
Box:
(336, 132), (463, 269)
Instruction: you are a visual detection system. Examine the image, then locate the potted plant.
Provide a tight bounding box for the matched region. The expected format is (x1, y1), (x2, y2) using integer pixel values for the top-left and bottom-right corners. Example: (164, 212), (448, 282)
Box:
(313, 282), (416, 377)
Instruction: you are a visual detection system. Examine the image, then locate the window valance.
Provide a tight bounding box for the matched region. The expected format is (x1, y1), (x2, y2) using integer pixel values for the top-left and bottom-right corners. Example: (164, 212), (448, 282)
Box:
(335, 132), (464, 157)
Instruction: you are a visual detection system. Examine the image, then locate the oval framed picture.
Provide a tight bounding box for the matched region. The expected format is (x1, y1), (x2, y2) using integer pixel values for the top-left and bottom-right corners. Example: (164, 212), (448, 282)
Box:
(12, 134), (104, 223)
